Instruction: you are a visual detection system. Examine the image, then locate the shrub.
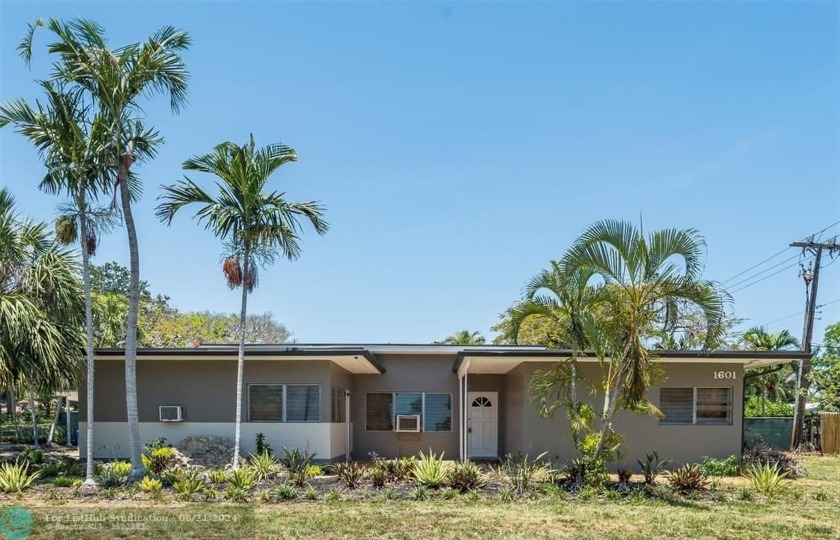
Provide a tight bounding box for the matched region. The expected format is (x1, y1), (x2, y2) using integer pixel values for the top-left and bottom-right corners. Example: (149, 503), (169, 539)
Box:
(37, 459), (65, 478)
(504, 452), (553, 494)
(96, 461), (131, 487)
(249, 452), (279, 481)
(742, 442), (805, 478)
(208, 469), (227, 484)
(370, 464), (389, 488)
(64, 461), (83, 477)
(255, 433), (273, 456)
(499, 485), (514, 502)
(174, 475), (206, 501)
(0, 461), (40, 493)
(743, 462), (789, 496)
(697, 455), (740, 477)
(279, 447), (317, 486)
(616, 469), (632, 484)
(668, 464), (709, 493)
(144, 438), (168, 452)
(738, 487), (753, 501)
(304, 485), (318, 500)
(412, 485), (428, 501)
(325, 488), (342, 502)
(275, 484), (297, 501)
(161, 470), (180, 487)
(333, 461), (366, 490)
(21, 448), (44, 464)
(412, 450), (447, 488)
(370, 455), (415, 483)
(202, 488), (220, 502)
(305, 465), (323, 478)
(138, 476), (163, 494)
(141, 447), (176, 475)
(228, 468), (255, 491)
(224, 486), (249, 502)
(637, 452), (671, 484)
(447, 460), (486, 492)
(52, 476), (74, 488)
(440, 487), (458, 500)
(259, 489), (273, 503)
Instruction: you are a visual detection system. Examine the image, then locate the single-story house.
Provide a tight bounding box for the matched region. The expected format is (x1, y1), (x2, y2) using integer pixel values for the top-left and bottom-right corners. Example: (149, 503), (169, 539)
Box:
(79, 344), (807, 465)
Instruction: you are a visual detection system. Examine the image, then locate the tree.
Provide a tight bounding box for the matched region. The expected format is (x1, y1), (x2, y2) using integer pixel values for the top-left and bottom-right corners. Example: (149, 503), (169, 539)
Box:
(156, 135), (328, 468)
(438, 330), (486, 345)
(560, 219), (728, 460)
(813, 322), (840, 412)
(90, 261), (151, 298)
(142, 311), (292, 347)
(741, 326), (800, 416)
(492, 306), (567, 346)
(0, 189), (84, 446)
(0, 79), (114, 483)
(23, 18), (191, 479)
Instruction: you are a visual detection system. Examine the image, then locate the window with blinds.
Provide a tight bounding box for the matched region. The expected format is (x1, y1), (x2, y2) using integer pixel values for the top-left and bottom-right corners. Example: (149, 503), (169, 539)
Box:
(365, 392), (452, 432)
(331, 386), (346, 423)
(248, 384), (320, 422)
(659, 387), (732, 425)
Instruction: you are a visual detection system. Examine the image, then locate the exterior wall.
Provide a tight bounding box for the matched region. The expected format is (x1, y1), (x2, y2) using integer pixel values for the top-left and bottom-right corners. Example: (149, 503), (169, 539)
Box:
(350, 354), (459, 459)
(79, 421), (337, 459)
(503, 364), (525, 455)
(516, 362), (745, 466)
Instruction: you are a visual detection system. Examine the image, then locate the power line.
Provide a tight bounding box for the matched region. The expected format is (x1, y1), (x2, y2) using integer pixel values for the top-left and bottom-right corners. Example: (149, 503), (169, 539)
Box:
(758, 297), (840, 327)
(729, 258), (812, 294)
(725, 252), (801, 289)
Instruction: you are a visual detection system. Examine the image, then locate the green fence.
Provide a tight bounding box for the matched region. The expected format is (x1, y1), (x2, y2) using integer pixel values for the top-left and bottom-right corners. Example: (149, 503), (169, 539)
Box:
(744, 417), (793, 451)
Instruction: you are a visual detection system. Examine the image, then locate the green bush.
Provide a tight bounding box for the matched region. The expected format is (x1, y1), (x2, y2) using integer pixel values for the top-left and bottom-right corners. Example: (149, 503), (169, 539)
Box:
(21, 448), (44, 464)
(224, 486), (249, 502)
(208, 469), (227, 484)
(304, 485), (318, 500)
(637, 452), (671, 484)
(279, 447), (317, 486)
(138, 476), (163, 494)
(744, 396), (794, 417)
(667, 464), (709, 493)
(141, 447), (176, 475)
(411, 485), (428, 501)
(228, 468), (254, 491)
(412, 450), (447, 488)
(52, 476), (75, 488)
(249, 452), (278, 481)
(95, 461), (131, 487)
(37, 459), (65, 478)
(743, 462), (789, 496)
(696, 455), (741, 477)
(173, 475), (205, 501)
(275, 484), (297, 500)
(370, 464), (389, 488)
(503, 452), (553, 493)
(0, 460), (40, 493)
(333, 461), (366, 490)
(446, 460), (486, 492)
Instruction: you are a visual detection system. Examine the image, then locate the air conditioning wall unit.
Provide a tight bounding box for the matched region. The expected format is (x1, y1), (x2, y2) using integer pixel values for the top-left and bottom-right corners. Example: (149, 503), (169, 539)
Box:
(395, 414), (420, 432)
(159, 405), (184, 422)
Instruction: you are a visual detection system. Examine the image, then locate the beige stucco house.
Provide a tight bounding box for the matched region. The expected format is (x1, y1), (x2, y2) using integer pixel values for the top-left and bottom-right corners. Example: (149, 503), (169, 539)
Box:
(79, 344), (807, 466)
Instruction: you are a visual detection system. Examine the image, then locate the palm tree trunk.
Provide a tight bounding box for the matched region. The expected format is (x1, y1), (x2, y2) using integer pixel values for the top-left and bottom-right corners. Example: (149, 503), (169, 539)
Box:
(118, 158), (145, 480)
(27, 386), (39, 448)
(80, 209), (97, 484)
(9, 386), (20, 443)
(232, 251), (250, 469)
(47, 396), (62, 446)
(594, 364), (625, 460)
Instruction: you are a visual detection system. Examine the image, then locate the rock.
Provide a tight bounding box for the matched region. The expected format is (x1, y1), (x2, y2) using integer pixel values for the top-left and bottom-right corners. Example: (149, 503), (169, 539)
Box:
(176, 436), (239, 468)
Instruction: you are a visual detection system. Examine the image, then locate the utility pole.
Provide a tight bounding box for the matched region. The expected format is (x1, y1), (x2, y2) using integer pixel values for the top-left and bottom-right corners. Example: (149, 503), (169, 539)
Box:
(790, 235), (839, 449)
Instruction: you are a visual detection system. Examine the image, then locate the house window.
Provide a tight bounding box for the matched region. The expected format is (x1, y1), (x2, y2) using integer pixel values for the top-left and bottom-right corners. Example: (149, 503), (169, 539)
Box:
(365, 392), (452, 432)
(331, 386), (346, 423)
(659, 387), (732, 425)
(248, 384), (320, 422)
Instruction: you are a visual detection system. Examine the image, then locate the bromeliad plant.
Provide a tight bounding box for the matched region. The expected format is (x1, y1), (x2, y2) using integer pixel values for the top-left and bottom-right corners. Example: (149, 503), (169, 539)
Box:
(668, 464), (709, 493)
(446, 460), (486, 492)
(279, 447), (318, 486)
(333, 461), (366, 490)
(637, 451), (672, 485)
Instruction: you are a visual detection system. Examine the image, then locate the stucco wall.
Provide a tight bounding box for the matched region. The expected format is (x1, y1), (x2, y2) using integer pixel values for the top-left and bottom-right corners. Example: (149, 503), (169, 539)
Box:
(516, 362), (744, 466)
(349, 354), (459, 459)
(504, 364), (525, 455)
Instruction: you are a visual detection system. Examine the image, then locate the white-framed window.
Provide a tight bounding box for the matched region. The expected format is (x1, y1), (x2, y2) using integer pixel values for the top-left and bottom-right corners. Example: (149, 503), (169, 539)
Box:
(659, 386), (732, 425)
(331, 386), (346, 423)
(248, 384), (320, 423)
(365, 392), (452, 432)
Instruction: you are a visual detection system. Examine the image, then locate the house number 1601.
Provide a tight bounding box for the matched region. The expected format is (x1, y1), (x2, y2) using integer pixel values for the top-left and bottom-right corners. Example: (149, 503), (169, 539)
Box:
(713, 371), (736, 380)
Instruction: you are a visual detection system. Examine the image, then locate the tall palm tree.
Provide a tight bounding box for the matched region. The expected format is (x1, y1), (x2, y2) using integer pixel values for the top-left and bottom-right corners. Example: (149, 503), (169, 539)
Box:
(0, 188), (84, 446)
(0, 81), (114, 484)
(440, 330), (486, 345)
(22, 18), (190, 479)
(156, 135), (328, 468)
(742, 326), (800, 415)
(562, 219), (728, 458)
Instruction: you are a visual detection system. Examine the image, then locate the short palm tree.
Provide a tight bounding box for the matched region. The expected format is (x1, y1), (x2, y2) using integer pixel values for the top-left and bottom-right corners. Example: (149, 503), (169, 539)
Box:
(0, 80), (114, 483)
(562, 219), (729, 458)
(0, 188), (85, 446)
(156, 135), (328, 468)
(742, 326), (800, 415)
(441, 330), (486, 345)
(22, 17), (190, 479)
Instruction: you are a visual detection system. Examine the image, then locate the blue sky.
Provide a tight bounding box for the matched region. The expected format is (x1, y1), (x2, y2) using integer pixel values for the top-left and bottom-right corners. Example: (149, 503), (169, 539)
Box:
(1, 1), (839, 345)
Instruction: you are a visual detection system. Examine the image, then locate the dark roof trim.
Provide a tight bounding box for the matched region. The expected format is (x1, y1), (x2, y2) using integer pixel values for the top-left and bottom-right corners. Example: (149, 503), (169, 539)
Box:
(95, 347), (385, 374)
(452, 349), (810, 373)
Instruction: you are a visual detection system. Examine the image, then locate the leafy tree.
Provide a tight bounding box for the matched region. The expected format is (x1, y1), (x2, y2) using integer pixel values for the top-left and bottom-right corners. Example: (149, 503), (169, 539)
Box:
(0, 189), (84, 446)
(813, 322), (840, 412)
(438, 330), (485, 345)
(741, 326), (800, 416)
(23, 17), (191, 479)
(492, 306), (566, 346)
(143, 311), (292, 347)
(0, 81), (116, 482)
(536, 220), (728, 461)
(90, 261), (151, 299)
(156, 135), (328, 468)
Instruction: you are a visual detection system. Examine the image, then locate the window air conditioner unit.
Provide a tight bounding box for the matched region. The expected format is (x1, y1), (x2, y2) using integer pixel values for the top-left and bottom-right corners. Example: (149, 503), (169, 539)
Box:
(395, 415), (420, 433)
(159, 405), (184, 422)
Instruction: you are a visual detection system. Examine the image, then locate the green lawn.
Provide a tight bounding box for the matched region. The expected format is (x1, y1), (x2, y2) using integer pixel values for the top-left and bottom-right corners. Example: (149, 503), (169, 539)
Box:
(3, 454), (839, 539)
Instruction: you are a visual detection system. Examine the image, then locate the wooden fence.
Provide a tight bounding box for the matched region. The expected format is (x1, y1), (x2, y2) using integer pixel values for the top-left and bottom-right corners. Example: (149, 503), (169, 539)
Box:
(822, 412), (840, 455)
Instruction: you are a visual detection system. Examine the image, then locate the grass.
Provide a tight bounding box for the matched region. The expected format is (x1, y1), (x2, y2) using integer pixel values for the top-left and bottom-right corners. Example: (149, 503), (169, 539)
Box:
(2, 454), (839, 539)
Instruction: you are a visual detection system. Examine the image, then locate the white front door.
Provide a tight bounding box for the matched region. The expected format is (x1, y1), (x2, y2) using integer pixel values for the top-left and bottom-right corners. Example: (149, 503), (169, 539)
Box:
(468, 392), (498, 458)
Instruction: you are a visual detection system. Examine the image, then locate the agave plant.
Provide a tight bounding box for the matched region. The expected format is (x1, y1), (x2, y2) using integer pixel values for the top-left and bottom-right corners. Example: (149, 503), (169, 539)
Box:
(0, 461), (41, 493)
(412, 450), (447, 488)
(743, 462), (789, 496)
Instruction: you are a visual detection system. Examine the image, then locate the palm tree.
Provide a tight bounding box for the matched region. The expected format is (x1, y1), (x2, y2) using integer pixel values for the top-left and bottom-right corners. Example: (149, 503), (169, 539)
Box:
(156, 135), (328, 468)
(562, 219), (728, 459)
(0, 188), (84, 447)
(22, 18), (190, 479)
(0, 81), (114, 483)
(440, 330), (486, 345)
(742, 326), (800, 415)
